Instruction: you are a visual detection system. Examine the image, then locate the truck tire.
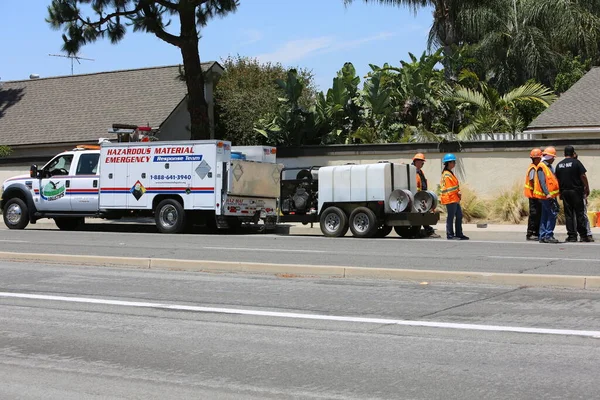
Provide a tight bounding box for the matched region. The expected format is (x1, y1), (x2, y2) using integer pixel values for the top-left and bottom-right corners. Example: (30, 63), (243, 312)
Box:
(374, 225), (393, 238)
(54, 217), (84, 231)
(349, 207), (378, 238)
(394, 225), (421, 239)
(3, 198), (29, 230)
(319, 207), (348, 237)
(155, 199), (186, 234)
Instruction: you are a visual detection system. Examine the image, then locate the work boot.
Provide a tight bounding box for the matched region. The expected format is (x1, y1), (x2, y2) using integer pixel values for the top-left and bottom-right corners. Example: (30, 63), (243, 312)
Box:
(526, 235), (539, 241)
(545, 237), (560, 244)
(580, 235), (594, 242)
(565, 236), (578, 243)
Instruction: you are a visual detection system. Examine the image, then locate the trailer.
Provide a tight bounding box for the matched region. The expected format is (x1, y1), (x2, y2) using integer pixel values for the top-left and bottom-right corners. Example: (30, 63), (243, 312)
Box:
(277, 162), (440, 238)
(1, 139), (282, 233)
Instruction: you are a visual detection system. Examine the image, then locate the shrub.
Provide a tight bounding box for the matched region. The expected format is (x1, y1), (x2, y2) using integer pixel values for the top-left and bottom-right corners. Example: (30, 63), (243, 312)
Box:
(493, 183), (529, 223)
(459, 185), (488, 222)
(588, 196), (600, 212)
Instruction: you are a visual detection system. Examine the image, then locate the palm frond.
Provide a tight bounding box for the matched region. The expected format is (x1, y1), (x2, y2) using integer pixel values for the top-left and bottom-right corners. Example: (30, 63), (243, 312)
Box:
(502, 82), (557, 106)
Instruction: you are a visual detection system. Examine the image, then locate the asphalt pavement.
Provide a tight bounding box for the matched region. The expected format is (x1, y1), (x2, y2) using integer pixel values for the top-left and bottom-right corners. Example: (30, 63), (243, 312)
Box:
(1, 261), (599, 399)
(0, 220), (598, 277)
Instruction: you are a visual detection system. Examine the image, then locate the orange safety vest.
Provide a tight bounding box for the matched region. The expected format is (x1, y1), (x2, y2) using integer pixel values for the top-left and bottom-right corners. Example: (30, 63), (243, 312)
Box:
(440, 170), (460, 205)
(523, 163), (537, 199)
(533, 162), (560, 199)
(416, 172), (422, 191)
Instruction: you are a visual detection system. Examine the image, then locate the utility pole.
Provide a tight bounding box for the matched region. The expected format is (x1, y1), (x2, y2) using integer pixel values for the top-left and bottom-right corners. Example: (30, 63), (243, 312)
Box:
(49, 54), (95, 75)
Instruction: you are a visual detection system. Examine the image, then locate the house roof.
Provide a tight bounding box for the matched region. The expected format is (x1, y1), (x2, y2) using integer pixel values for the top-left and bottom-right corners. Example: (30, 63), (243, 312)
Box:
(0, 62), (222, 146)
(527, 67), (600, 131)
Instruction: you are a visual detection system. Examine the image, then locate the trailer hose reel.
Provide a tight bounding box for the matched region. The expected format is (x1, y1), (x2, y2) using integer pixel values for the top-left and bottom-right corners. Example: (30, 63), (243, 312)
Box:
(389, 189), (413, 213)
(413, 190), (438, 213)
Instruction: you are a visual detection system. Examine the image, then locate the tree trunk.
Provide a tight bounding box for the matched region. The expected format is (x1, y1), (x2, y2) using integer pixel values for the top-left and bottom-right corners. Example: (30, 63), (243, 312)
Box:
(179, 7), (210, 140)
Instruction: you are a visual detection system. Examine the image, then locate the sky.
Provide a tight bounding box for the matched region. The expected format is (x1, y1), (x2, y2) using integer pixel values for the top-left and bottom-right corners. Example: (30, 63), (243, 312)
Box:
(0, 0), (433, 91)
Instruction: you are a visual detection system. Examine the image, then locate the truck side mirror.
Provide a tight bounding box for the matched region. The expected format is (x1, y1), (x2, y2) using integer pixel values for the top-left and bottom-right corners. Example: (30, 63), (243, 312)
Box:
(30, 165), (38, 178)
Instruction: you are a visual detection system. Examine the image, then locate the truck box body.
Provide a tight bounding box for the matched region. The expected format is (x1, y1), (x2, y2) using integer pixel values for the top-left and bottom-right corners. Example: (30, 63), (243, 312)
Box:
(99, 141), (223, 210)
(317, 163), (417, 213)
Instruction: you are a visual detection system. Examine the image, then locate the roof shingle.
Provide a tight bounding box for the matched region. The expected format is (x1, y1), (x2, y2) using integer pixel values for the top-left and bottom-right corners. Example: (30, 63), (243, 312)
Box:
(0, 63), (218, 146)
(527, 67), (600, 130)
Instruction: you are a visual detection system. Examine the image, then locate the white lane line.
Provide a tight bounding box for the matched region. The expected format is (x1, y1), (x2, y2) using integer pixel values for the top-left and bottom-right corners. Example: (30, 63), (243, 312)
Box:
(489, 256), (600, 263)
(1, 292), (599, 339)
(0, 240), (29, 243)
(203, 246), (329, 254)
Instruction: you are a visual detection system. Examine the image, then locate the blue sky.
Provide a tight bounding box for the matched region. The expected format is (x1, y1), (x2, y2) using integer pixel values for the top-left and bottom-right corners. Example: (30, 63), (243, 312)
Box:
(0, 0), (433, 90)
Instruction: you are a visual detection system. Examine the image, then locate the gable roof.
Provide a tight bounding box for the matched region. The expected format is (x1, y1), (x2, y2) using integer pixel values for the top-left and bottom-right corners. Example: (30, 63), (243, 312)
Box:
(527, 67), (600, 131)
(0, 62), (222, 146)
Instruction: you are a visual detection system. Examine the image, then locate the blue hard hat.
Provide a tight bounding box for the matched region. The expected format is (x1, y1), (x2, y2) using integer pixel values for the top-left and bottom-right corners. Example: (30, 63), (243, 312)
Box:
(442, 153), (457, 163)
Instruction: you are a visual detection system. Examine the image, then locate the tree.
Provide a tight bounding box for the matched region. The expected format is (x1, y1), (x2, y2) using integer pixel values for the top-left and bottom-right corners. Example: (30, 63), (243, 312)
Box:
(451, 75), (556, 140)
(46, 0), (238, 140)
(254, 70), (322, 147)
(214, 55), (315, 145)
(553, 54), (592, 94)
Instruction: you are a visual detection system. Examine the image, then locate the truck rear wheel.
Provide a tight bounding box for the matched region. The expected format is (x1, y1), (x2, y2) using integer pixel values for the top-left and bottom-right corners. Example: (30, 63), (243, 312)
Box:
(349, 207), (378, 238)
(394, 225), (421, 238)
(155, 199), (186, 234)
(54, 217), (84, 231)
(374, 225), (393, 238)
(3, 198), (29, 230)
(319, 207), (348, 237)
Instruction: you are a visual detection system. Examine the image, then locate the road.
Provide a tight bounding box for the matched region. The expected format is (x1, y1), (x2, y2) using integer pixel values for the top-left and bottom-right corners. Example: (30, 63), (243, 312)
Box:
(1, 260), (599, 399)
(1, 221), (599, 276)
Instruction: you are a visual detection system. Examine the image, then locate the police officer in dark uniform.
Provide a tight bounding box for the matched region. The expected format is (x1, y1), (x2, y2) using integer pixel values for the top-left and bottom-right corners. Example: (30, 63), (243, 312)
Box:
(555, 146), (592, 242)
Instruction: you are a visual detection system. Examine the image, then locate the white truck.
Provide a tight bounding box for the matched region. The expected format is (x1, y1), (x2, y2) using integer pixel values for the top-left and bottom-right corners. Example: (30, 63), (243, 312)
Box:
(277, 162), (440, 238)
(1, 140), (281, 233)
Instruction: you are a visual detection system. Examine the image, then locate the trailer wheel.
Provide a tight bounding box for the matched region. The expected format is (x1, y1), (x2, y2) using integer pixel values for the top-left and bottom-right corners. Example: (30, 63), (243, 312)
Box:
(54, 217), (84, 231)
(394, 225), (421, 239)
(374, 225), (393, 238)
(155, 199), (186, 233)
(319, 207), (348, 237)
(3, 198), (29, 230)
(349, 207), (378, 238)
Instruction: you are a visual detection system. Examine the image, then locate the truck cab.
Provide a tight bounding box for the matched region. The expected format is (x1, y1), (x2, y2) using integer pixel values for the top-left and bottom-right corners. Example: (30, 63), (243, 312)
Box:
(2, 146), (101, 230)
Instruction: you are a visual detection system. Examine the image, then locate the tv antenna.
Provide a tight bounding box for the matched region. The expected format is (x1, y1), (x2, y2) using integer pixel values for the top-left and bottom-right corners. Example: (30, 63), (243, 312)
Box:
(49, 53), (95, 75)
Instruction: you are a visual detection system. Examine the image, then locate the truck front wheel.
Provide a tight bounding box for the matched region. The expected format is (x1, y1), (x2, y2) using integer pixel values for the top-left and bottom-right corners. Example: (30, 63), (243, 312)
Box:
(319, 207), (348, 237)
(3, 198), (29, 230)
(155, 199), (186, 233)
(349, 207), (378, 238)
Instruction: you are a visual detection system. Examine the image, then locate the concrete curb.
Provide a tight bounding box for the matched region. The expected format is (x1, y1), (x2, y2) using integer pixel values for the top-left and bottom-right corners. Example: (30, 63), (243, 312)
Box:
(1, 251), (598, 290)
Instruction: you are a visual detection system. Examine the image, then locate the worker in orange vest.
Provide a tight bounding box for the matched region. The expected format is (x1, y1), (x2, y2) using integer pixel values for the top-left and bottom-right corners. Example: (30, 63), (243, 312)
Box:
(440, 154), (469, 240)
(524, 148), (543, 241)
(533, 147), (560, 243)
(412, 153), (441, 238)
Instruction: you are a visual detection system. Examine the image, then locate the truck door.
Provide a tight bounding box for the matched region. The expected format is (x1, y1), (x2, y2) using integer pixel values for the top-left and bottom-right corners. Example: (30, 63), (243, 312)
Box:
(70, 152), (100, 212)
(127, 155), (150, 208)
(37, 154), (74, 212)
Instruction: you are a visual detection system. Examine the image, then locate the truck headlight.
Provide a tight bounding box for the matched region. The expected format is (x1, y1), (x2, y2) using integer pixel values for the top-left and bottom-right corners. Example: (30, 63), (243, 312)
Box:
(413, 190), (438, 213)
(389, 189), (413, 213)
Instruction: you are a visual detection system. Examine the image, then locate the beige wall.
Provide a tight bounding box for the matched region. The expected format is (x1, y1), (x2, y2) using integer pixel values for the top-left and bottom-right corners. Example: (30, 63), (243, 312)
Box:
(278, 149), (600, 199)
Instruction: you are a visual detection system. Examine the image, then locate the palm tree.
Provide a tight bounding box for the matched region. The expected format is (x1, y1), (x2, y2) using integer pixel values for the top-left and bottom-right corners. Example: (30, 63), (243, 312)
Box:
(469, 0), (600, 91)
(343, 0), (494, 55)
(450, 77), (556, 140)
